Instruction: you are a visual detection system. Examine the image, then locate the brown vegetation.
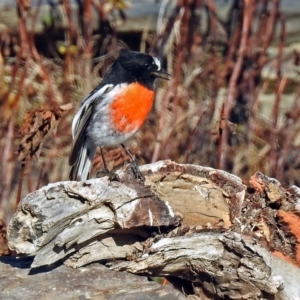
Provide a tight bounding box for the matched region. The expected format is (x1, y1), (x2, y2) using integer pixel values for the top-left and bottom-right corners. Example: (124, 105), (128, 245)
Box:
(0, 0), (299, 244)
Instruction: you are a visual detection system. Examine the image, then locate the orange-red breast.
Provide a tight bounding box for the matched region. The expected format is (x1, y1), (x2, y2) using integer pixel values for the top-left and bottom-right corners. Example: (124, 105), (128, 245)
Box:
(69, 49), (170, 181)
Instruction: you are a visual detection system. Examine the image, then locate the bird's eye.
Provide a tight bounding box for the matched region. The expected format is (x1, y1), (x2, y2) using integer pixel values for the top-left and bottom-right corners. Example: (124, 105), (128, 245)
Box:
(144, 63), (150, 69)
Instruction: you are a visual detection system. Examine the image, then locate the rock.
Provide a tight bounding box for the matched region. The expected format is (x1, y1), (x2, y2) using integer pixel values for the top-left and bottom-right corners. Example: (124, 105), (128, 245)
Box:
(0, 256), (186, 300)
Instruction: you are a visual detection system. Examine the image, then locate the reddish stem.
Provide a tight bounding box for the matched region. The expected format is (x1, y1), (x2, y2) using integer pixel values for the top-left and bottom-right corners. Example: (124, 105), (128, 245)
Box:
(217, 0), (254, 170)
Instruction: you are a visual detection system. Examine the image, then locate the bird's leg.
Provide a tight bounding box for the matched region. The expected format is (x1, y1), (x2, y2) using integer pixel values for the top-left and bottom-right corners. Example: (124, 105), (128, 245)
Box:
(121, 144), (145, 181)
(97, 147), (120, 181)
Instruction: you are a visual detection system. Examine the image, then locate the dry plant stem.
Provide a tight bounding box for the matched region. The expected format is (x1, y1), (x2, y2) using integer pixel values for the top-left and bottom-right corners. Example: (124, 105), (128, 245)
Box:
(262, 0), (279, 52)
(151, 87), (173, 163)
(92, 0), (118, 54)
(3, 1), (30, 216)
(188, 0), (202, 44)
(15, 163), (26, 209)
(270, 13), (286, 178)
(185, 112), (204, 163)
(29, 0), (42, 60)
(82, 0), (93, 49)
(62, 0), (75, 88)
(93, 0), (105, 21)
(81, 0), (93, 94)
(3, 2), (30, 102)
(15, 0), (57, 207)
(0, 115), (14, 222)
(272, 77), (287, 179)
(278, 119), (296, 184)
(9, 1), (31, 105)
(204, 0), (218, 38)
(215, 4), (242, 105)
(0, 52), (3, 95)
(218, 0), (254, 170)
(17, 1), (30, 54)
(26, 160), (33, 194)
(150, 3), (183, 163)
(276, 85), (300, 183)
(150, 0), (180, 56)
(249, 1), (278, 139)
(35, 148), (58, 190)
(163, 1), (190, 159)
(29, 0), (56, 104)
(152, 0), (190, 161)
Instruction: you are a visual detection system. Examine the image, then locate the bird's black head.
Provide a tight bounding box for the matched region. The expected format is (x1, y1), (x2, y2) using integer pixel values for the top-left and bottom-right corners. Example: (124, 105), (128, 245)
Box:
(119, 49), (161, 77)
(110, 49), (170, 89)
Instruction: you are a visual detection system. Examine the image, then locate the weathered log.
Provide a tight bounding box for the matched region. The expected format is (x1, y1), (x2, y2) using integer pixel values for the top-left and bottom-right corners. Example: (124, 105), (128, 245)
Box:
(110, 231), (286, 299)
(7, 160), (300, 299)
(7, 163), (180, 267)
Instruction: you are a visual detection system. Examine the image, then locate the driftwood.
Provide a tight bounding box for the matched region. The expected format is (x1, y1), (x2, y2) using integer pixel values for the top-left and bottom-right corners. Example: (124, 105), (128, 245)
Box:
(7, 160), (300, 299)
(8, 163), (180, 267)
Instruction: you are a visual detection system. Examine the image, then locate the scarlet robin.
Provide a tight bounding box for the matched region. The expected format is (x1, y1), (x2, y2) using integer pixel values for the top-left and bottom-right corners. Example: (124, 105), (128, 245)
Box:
(69, 49), (170, 181)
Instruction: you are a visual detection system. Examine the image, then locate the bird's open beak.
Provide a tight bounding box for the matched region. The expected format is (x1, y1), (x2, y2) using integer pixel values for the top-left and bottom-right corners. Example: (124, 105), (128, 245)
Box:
(151, 70), (171, 80)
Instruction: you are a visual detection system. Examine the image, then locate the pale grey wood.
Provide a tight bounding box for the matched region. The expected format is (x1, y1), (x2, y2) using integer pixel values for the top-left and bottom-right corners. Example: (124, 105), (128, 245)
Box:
(249, 243), (300, 300)
(8, 169), (178, 267)
(7, 160), (300, 299)
(65, 235), (144, 268)
(110, 232), (284, 299)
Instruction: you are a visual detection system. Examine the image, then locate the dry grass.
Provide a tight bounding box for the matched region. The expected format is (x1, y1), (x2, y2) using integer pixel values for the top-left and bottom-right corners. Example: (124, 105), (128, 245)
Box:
(0, 0), (300, 223)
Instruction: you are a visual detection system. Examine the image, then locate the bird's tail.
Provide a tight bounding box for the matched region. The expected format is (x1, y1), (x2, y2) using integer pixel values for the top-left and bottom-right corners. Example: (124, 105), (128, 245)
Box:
(69, 139), (95, 181)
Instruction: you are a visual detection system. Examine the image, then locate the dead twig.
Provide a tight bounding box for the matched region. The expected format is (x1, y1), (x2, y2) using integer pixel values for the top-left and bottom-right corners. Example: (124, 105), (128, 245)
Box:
(218, 0), (254, 169)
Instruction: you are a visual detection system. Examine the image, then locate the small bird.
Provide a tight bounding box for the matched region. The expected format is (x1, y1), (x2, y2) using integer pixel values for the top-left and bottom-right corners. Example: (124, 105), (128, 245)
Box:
(69, 49), (170, 181)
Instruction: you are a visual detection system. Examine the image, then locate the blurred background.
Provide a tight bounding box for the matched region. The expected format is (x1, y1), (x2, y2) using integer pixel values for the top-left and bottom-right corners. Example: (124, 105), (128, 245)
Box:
(0, 0), (300, 225)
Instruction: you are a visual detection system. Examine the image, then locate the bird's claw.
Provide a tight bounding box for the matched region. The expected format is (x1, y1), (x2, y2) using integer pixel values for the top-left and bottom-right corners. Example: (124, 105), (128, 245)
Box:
(97, 169), (121, 182)
(130, 159), (145, 182)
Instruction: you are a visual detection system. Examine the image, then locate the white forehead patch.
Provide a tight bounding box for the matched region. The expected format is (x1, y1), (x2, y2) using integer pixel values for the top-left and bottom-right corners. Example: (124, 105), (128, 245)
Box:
(153, 56), (161, 71)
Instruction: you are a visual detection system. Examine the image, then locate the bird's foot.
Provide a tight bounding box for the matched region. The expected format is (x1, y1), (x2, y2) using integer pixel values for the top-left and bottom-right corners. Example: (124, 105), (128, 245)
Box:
(97, 169), (121, 182)
(130, 159), (145, 182)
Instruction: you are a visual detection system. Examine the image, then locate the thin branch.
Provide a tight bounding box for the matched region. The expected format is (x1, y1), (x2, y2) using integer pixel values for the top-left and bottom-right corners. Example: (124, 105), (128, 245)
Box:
(218, 0), (254, 170)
